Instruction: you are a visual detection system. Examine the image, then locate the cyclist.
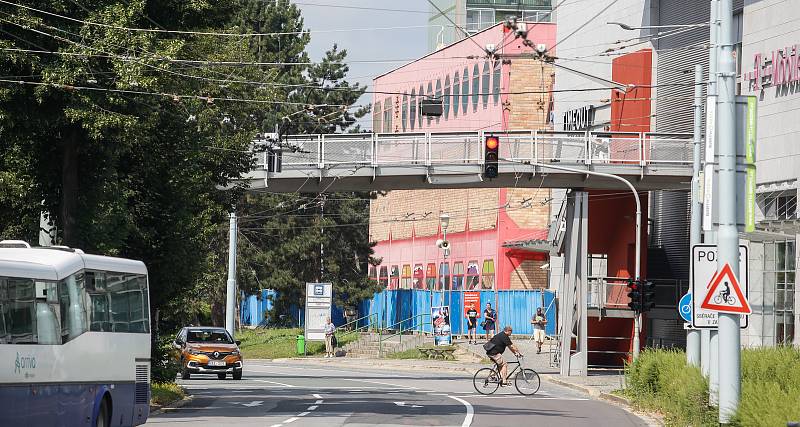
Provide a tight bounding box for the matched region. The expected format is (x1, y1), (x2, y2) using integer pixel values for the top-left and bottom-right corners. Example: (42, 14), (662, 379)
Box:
(720, 281), (731, 303)
(484, 325), (522, 386)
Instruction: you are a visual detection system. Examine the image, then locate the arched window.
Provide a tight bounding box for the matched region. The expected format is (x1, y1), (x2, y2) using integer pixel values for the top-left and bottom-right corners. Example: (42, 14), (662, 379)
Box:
(443, 76), (451, 120)
(418, 84), (425, 127)
(481, 259), (495, 290)
(492, 61), (501, 105)
(383, 98), (392, 133)
(472, 64), (480, 112)
(426, 81), (434, 125)
(482, 61), (490, 108)
(373, 102), (382, 133)
(401, 92), (408, 132)
(461, 67), (469, 114)
(434, 78), (442, 124)
(409, 88), (416, 130)
(452, 71), (460, 118)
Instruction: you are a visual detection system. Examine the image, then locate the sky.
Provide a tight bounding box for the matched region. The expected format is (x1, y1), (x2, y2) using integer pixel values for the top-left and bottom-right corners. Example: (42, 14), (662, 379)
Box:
(293, 0), (432, 130)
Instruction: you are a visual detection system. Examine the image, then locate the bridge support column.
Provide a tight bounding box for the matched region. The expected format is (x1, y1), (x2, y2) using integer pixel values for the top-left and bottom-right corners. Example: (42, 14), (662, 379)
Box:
(559, 190), (588, 376)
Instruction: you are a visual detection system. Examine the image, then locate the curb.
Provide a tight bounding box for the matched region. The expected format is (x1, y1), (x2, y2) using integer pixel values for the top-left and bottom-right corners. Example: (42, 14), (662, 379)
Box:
(541, 375), (601, 397)
(150, 394), (193, 416)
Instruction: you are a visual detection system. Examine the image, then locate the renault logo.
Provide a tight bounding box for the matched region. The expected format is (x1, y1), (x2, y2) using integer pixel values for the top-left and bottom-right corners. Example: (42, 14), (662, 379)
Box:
(213, 351), (220, 359)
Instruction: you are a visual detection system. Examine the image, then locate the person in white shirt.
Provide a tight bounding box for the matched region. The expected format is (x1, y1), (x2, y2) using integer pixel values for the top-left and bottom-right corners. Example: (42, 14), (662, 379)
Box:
(324, 317), (336, 358)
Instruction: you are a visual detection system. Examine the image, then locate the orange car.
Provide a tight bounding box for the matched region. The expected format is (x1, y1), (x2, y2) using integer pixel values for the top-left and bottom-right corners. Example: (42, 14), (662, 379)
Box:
(173, 327), (243, 380)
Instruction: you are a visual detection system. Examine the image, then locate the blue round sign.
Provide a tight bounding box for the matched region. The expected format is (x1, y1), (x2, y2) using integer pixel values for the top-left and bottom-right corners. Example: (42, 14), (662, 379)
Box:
(678, 293), (693, 323)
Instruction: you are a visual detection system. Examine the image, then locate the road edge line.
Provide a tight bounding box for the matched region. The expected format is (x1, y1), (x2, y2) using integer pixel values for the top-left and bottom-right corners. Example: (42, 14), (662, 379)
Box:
(446, 394), (474, 427)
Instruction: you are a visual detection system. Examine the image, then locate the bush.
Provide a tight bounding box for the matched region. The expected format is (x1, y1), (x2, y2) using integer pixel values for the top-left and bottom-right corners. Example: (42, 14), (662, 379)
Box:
(734, 346), (800, 426)
(151, 382), (185, 406)
(150, 334), (181, 383)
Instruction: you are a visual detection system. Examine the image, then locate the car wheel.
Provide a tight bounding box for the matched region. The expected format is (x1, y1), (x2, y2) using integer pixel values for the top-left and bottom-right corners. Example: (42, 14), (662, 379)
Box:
(217, 373), (226, 380)
(233, 371), (242, 380)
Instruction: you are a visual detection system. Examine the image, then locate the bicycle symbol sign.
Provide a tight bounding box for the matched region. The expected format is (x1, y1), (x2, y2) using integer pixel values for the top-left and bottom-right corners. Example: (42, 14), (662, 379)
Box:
(691, 245), (749, 329)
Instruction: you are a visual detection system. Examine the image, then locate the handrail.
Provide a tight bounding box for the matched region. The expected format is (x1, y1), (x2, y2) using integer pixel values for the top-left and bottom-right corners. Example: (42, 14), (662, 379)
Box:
(338, 312), (378, 333)
(378, 313), (431, 358)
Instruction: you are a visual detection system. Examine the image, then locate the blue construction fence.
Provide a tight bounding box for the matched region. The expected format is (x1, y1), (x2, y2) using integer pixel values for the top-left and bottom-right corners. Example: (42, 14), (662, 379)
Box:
(241, 288), (556, 336)
(359, 289), (557, 337)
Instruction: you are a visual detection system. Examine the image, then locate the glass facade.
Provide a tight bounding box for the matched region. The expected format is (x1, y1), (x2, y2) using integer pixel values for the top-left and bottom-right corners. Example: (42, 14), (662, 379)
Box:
(764, 240), (796, 345)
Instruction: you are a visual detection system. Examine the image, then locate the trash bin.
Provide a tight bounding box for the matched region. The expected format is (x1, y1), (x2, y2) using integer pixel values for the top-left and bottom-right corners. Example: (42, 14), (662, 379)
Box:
(296, 335), (305, 355)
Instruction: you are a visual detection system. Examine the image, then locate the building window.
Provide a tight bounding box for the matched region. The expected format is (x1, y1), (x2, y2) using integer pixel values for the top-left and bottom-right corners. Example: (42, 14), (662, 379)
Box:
(373, 102), (382, 133)
(390, 265), (400, 289)
(452, 262), (464, 290)
(763, 192), (797, 221)
(401, 264), (412, 289)
(383, 98), (392, 133)
(379, 266), (388, 288)
(466, 261), (480, 290)
(426, 82), (434, 125)
(413, 264), (425, 289)
(492, 61), (501, 105)
(461, 67), (469, 114)
(439, 262), (451, 291)
(482, 259), (495, 290)
(443, 75), (451, 120)
(765, 240), (796, 345)
(409, 88), (416, 130)
(418, 85), (425, 127)
(401, 93), (408, 132)
(482, 61), (490, 108)
(472, 64), (480, 112)
(369, 266), (377, 281)
(435, 79), (442, 124)
(466, 8), (495, 33)
(452, 71), (460, 118)
(426, 263), (437, 290)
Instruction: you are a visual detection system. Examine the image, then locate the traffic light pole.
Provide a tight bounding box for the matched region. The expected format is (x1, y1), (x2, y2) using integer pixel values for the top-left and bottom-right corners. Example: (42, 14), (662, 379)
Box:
(225, 212), (238, 338)
(529, 162), (642, 359)
(716, 0), (741, 422)
(687, 64), (703, 368)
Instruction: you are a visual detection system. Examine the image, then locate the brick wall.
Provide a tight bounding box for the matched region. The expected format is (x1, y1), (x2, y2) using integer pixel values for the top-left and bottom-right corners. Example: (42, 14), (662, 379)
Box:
(505, 188), (551, 229)
(509, 259), (549, 289)
(507, 58), (555, 130)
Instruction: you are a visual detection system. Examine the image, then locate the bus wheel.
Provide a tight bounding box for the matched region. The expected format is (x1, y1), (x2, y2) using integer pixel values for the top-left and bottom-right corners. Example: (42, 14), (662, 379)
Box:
(95, 397), (110, 427)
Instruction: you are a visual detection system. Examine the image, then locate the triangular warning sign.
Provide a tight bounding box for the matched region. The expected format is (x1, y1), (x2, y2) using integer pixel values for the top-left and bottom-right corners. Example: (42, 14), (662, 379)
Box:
(700, 263), (751, 314)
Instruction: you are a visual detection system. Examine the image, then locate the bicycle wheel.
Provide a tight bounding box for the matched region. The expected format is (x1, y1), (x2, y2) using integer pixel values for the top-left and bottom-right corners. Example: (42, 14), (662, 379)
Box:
(713, 295), (722, 304)
(514, 368), (541, 396)
(473, 368), (500, 395)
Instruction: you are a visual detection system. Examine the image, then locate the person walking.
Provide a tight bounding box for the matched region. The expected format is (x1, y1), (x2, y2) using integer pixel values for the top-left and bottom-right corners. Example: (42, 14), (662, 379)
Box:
(484, 325), (522, 386)
(531, 307), (548, 354)
(482, 303), (497, 340)
(465, 304), (479, 344)
(324, 317), (336, 358)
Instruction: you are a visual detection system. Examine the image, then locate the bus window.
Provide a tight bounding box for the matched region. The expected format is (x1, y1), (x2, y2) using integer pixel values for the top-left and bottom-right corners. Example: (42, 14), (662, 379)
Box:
(0, 277), (37, 344)
(59, 272), (89, 342)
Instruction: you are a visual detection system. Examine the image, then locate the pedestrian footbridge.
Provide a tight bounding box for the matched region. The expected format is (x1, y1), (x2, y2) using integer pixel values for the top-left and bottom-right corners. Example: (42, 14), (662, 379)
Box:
(241, 130), (695, 193)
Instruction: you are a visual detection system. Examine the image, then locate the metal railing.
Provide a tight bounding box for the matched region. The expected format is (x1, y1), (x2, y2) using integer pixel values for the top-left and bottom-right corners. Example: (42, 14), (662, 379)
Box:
(378, 313), (431, 357)
(256, 130), (694, 172)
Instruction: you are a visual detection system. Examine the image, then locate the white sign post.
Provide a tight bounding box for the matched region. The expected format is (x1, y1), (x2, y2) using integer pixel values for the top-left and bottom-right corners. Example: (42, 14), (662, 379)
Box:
(691, 245), (748, 329)
(304, 283), (333, 341)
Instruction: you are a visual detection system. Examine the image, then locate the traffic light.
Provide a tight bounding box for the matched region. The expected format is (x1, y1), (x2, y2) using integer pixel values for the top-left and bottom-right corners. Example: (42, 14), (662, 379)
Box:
(484, 135), (499, 178)
(627, 278), (642, 312)
(641, 280), (656, 313)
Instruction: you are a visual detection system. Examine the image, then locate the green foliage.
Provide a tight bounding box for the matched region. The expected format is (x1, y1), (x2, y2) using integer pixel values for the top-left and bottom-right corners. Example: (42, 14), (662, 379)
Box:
(624, 349), (715, 426)
(150, 334), (181, 384)
(624, 347), (800, 427)
(150, 382), (186, 407)
(734, 346), (800, 426)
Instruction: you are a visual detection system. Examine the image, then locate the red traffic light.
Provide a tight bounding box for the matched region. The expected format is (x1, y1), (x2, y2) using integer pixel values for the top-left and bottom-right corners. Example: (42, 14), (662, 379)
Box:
(485, 136), (499, 150)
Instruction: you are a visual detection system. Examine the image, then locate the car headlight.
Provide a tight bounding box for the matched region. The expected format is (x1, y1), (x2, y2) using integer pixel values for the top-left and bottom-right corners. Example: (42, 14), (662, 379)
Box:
(231, 350), (240, 356)
(187, 348), (200, 355)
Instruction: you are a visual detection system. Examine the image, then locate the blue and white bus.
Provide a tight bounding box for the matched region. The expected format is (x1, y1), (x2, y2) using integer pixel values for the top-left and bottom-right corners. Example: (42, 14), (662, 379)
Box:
(0, 242), (151, 426)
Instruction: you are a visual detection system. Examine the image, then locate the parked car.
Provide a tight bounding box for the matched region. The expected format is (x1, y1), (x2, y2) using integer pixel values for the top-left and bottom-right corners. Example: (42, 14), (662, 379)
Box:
(173, 327), (243, 380)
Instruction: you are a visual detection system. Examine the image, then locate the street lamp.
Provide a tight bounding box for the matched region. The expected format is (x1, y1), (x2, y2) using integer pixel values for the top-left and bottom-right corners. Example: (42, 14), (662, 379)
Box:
(438, 213), (451, 258)
(608, 21), (709, 31)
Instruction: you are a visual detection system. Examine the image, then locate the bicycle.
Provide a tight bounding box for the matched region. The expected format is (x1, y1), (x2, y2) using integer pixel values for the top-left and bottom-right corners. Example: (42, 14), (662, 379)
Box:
(713, 293), (737, 306)
(473, 354), (541, 396)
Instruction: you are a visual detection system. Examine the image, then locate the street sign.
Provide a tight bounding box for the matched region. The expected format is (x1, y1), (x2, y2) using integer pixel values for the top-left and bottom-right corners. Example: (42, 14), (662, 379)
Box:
(699, 263), (752, 314)
(678, 293), (693, 323)
(691, 245), (748, 328)
(304, 282), (332, 341)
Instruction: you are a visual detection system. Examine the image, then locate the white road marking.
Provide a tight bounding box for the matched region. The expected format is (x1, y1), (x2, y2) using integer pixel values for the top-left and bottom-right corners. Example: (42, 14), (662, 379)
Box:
(239, 400), (264, 407)
(315, 399), (324, 404)
(269, 424), (283, 427)
(284, 417), (299, 423)
(313, 393), (323, 399)
(252, 379), (296, 388)
(446, 395), (474, 427)
(298, 411), (310, 416)
(394, 401), (423, 408)
(307, 405), (318, 410)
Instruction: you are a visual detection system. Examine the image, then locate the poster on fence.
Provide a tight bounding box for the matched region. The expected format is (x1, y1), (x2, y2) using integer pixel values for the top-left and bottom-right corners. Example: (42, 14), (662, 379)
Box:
(431, 306), (451, 345)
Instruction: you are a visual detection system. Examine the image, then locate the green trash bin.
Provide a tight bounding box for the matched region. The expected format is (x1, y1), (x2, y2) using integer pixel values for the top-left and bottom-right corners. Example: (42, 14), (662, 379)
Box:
(296, 335), (305, 355)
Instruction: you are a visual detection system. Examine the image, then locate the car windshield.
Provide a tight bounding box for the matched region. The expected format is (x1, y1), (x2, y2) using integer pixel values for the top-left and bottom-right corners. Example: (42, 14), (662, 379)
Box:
(186, 329), (233, 344)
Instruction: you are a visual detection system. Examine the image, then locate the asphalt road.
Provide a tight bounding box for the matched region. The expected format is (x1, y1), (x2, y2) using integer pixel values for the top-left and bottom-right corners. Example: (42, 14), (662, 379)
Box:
(146, 360), (648, 427)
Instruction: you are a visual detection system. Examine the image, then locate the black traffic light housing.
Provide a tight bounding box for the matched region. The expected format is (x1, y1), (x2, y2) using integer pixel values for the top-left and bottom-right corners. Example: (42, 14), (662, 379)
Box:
(484, 135), (499, 178)
(641, 280), (656, 313)
(627, 278), (642, 313)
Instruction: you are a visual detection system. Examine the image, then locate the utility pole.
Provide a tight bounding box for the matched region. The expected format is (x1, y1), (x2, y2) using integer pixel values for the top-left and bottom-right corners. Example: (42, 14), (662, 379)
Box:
(687, 64), (703, 367)
(225, 212), (238, 337)
(716, 0), (741, 421)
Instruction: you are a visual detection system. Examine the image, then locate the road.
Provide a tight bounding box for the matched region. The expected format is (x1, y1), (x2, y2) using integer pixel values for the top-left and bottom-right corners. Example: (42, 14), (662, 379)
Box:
(146, 360), (648, 427)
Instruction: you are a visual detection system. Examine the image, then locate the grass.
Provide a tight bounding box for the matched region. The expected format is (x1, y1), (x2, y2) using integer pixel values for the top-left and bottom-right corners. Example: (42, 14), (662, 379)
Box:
(623, 347), (800, 426)
(150, 382), (186, 407)
(236, 327), (361, 359)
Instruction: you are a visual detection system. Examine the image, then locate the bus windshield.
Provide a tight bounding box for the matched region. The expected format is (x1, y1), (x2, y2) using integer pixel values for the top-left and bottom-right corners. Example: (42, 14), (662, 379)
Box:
(187, 329), (233, 344)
